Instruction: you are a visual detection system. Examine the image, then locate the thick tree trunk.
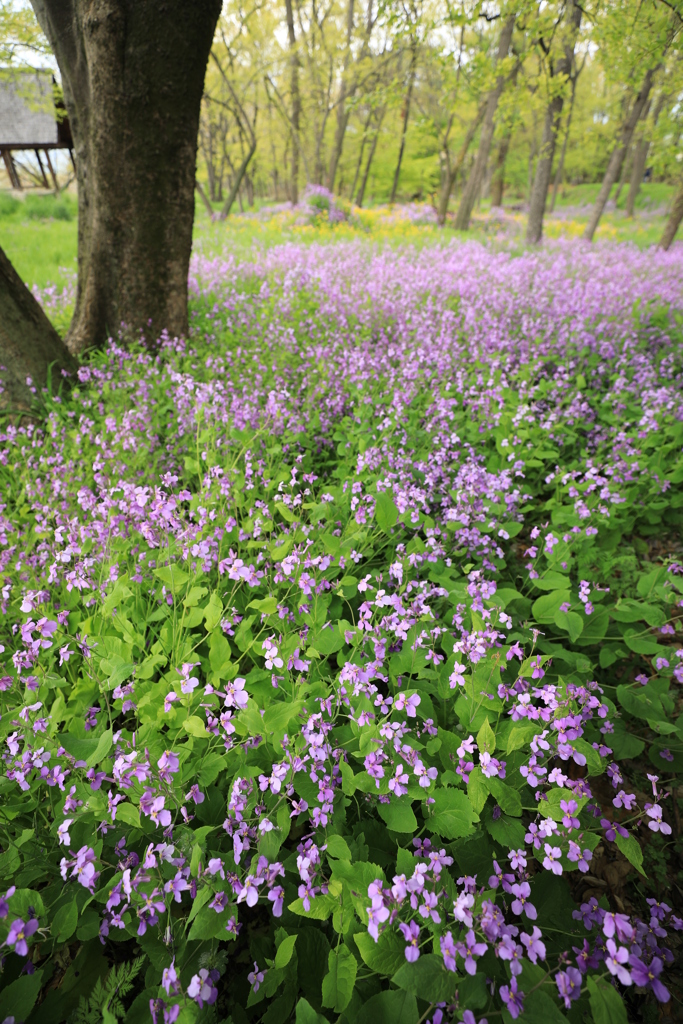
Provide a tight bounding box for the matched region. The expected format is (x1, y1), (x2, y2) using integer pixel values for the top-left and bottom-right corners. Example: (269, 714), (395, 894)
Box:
(626, 92), (666, 217)
(490, 130), (512, 207)
(659, 179), (683, 250)
(357, 107), (385, 207)
(390, 47), (417, 204)
(0, 245), (75, 409)
(284, 0), (301, 204)
(583, 66), (658, 242)
(526, 0), (581, 244)
(30, 0), (221, 355)
(454, 16), (515, 232)
(437, 100), (487, 226)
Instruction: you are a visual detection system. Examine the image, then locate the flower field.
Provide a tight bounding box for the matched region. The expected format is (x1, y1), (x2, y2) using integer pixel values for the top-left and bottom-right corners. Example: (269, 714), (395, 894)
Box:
(1, 236), (683, 1024)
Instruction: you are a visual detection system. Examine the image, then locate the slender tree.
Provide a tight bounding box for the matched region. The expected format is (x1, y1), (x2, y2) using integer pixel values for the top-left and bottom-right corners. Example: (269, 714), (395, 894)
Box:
(626, 90), (667, 217)
(390, 43), (419, 203)
(453, 15), (515, 231)
(526, 0), (581, 244)
(28, 0), (221, 354)
(659, 179), (683, 249)
(284, 0), (301, 203)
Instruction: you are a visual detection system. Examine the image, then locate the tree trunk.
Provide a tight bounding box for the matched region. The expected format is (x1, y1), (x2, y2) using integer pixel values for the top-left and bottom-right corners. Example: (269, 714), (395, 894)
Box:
(284, 0), (301, 204)
(30, 0), (220, 355)
(490, 130), (512, 207)
(659, 178), (683, 249)
(454, 15), (515, 232)
(626, 92), (666, 217)
(526, 0), (581, 244)
(583, 65), (658, 242)
(0, 245), (75, 409)
(357, 107), (385, 207)
(218, 140), (256, 219)
(390, 46), (417, 204)
(437, 100), (487, 226)
(350, 109), (373, 200)
(548, 71), (578, 214)
(327, 0), (355, 191)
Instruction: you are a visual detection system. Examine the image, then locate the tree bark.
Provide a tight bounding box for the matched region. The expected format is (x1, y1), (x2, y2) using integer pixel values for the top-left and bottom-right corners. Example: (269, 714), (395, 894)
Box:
(626, 92), (666, 217)
(454, 15), (515, 232)
(29, 0), (221, 355)
(490, 130), (512, 207)
(526, 0), (581, 244)
(548, 72), (578, 213)
(356, 108), (385, 207)
(659, 179), (683, 250)
(0, 245), (75, 409)
(218, 139), (257, 219)
(390, 45), (418, 204)
(437, 100), (487, 225)
(583, 65), (658, 242)
(284, 0), (301, 204)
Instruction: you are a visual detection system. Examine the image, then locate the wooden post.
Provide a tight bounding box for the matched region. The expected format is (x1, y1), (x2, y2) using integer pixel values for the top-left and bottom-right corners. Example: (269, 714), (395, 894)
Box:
(68, 148), (76, 175)
(2, 149), (22, 189)
(44, 150), (60, 192)
(34, 149), (50, 189)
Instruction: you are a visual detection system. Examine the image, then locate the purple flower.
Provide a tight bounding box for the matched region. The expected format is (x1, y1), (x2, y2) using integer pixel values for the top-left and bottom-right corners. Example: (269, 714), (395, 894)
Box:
(605, 939), (631, 985)
(630, 957), (670, 1002)
(520, 926), (545, 964)
(187, 968), (219, 1008)
(499, 977), (524, 1019)
(510, 882), (536, 920)
(458, 929), (487, 975)
(0, 886), (16, 918)
(556, 967), (582, 1008)
(399, 920), (421, 961)
(7, 917), (39, 956)
(542, 843), (563, 875)
(248, 961), (265, 991)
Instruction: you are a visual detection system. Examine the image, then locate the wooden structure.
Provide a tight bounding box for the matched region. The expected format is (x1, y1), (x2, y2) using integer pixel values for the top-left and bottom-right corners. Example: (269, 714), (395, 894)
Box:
(0, 70), (73, 189)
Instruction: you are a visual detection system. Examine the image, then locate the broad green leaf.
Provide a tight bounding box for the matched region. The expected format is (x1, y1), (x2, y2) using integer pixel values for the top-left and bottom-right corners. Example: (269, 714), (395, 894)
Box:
(587, 977), (628, 1024)
(0, 970), (44, 1021)
(354, 930), (406, 976)
(183, 716), (209, 739)
(375, 490), (399, 532)
(356, 988), (417, 1024)
(467, 766), (489, 814)
(204, 591), (223, 630)
(532, 571), (570, 591)
(198, 753), (227, 786)
(288, 894), (338, 920)
(154, 564), (189, 592)
(209, 631), (234, 678)
(263, 699), (305, 747)
(116, 802), (141, 828)
(506, 723), (541, 753)
(86, 728), (113, 768)
(52, 896), (79, 943)
(614, 832), (646, 876)
(532, 589), (571, 620)
(425, 788), (478, 839)
(553, 609), (584, 642)
(295, 998), (329, 1024)
(487, 776), (522, 816)
(519, 988), (568, 1023)
(476, 718), (496, 754)
(321, 945), (357, 1013)
(275, 501), (297, 522)
(377, 801), (418, 833)
(326, 835), (352, 860)
(275, 933), (298, 969)
(249, 595), (279, 615)
(392, 953), (458, 1002)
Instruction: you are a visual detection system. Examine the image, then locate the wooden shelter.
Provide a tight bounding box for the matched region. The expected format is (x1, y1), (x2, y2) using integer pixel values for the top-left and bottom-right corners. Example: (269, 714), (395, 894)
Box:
(0, 69), (73, 189)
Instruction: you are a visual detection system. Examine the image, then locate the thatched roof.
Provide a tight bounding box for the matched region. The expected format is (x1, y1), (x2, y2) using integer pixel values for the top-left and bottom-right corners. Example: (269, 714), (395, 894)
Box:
(0, 70), (59, 147)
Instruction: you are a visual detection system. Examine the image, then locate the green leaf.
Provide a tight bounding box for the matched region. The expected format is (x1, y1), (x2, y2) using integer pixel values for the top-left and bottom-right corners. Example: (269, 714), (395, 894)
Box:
(321, 945), (357, 1013)
(519, 988), (568, 1023)
(86, 728), (113, 768)
(425, 788), (478, 839)
(116, 802), (141, 829)
(309, 626), (344, 655)
(263, 699), (305, 747)
(467, 766), (489, 814)
(340, 759), (356, 795)
(392, 953), (458, 1002)
(154, 564), (189, 592)
(209, 631), (234, 678)
(204, 591), (223, 630)
(288, 894), (338, 920)
(377, 801), (418, 833)
(476, 718), (496, 754)
(532, 571), (570, 591)
(326, 834), (352, 860)
(0, 970), (44, 1021)
(183, 716), (209, 739)
(356, 989), (417, 1024)
(487, 776), (522, 816)
(375, 490), (399, 532)
(614, 832), (646, 876)
(275, 934), (298, 969)
(52, 896), (78, 943)
(354, 930), (406, 976)
(587, 977), (628, 1024)
(532, 589), (571, 620)
(275, 501), (297, 522)
(295, 998), (329, 1024)
(553, 609), (584, 642)
(249, 596), (279, 615)
(571, 737), (604, 774)
(198, 753), (227, 786)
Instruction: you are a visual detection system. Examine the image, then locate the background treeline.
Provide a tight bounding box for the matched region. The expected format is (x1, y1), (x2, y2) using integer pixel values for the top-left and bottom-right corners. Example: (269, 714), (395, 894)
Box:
(197, 0), (683, 223)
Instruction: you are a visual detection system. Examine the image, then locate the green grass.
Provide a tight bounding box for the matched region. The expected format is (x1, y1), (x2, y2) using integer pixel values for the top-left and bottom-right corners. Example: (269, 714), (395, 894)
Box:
(1, 217), (78, 288)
